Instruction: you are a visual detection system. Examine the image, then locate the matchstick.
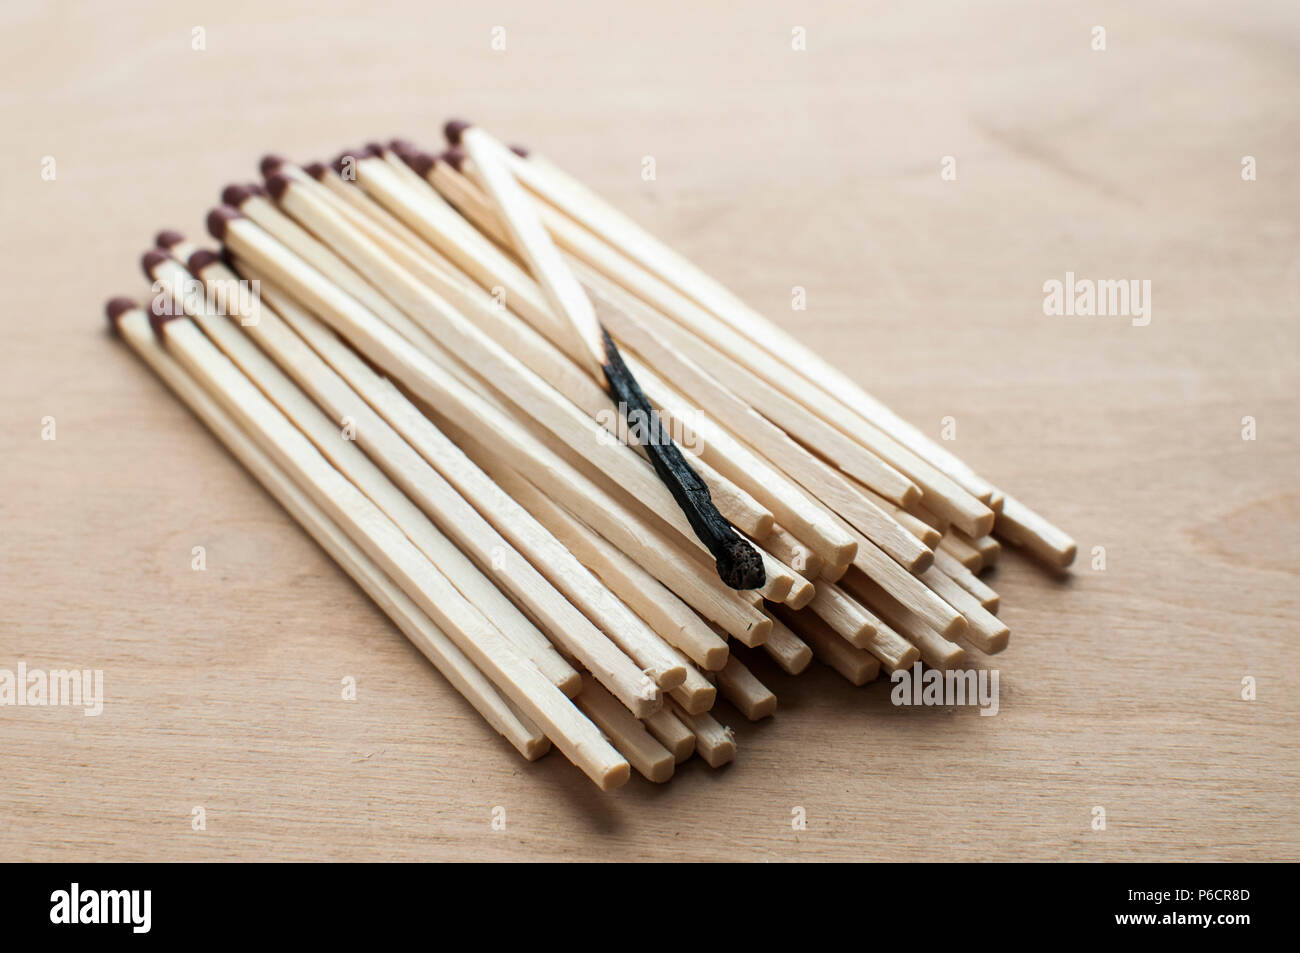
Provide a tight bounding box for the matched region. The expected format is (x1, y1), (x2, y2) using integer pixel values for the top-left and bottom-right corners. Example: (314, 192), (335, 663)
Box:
(996, 494), (1078, 569)
(477, 466), (729, 671)
(772, 605), (882, 687)
(148, 305), (630, 789)
(642, 707), (696, 764)
(222, 266), (688, 710)
(456, 132), (767, 591)
(757, 616), (813, 675)
(154, 246), (582, 698)
(574, 676), (675, 783)
(714, 654), (778, 721)
(932, 548), (1000, 613)
(490, 131), (1014, 510)
(958, 531), (1002, 568)
(107, 299), (549, 761)
(919, 566), (1010, 655)
(669, 701), (736, 768)
(938, 533), (984, 572)
(842, 571), (966, 671)
(762, 524), (825, 581)
(259, 178), (770, 587)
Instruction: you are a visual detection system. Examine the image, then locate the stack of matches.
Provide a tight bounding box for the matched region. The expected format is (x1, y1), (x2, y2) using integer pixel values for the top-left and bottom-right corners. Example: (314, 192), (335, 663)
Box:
(106, 121), (1076, 790)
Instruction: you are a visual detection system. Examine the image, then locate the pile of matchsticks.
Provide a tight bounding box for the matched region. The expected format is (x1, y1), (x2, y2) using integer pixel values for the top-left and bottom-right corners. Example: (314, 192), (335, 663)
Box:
(105, 122), (1076, 789)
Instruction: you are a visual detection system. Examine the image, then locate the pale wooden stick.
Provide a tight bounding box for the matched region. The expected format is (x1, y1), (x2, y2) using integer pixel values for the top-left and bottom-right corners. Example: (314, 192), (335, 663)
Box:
(574, 676), (674, 783)
(163, 253), (580, 698)
(500, 138), (1008, 508)
(111, 303), (548, 760)
(842, 571), (966, 671)
(763, 524), (824, 580)
(578, 269), (928, 571)
(773, 605), (881, 686)
(670, 701), (736, 768)
(666, 649), (716, 715)
(238, 267), (677, 718)
(642, 707), (696, 763)
(758, 616), (813, 675)
(920, 567), (1010, 655)
(154, 311), (629, 789)
(996, 494), (1078, 569)
(959, 531), (1002, 568)
(939, 532), (984, 572)
(405, 377), (774, 648)
(423, 163), (863, 569)
(714, 654), (777, 721)
(482, 464), (729, 671)
(221, 218), (771, 643)
(932, 548), (1000, 613)
(806, 582), (924, 672)
(262, 180), (775, 564)
(857, 485), (943, 548)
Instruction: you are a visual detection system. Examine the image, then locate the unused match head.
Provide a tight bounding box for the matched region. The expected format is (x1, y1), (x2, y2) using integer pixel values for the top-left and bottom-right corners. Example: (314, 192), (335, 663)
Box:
(206, 205), (244, 241)
(407, 152), (436, 177)
(303, 161), (328, 180)
(260, 154), (287, 178)
(141, 248), (170, 277)
(264, 172), (292, 201)
(105, 297), (137, 330)
(389, 138), (417, 157)
(221, 183), (259, 208)
(509, 144), (529, 158)
(188, 249), (223, 275)
(443, 119), (472, 145)
(441, 147), (467, 172)
(155, 230), (185, 249)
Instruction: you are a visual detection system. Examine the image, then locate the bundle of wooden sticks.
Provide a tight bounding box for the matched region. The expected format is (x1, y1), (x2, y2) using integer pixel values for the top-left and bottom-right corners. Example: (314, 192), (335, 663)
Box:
(106, 122), (1075, 789)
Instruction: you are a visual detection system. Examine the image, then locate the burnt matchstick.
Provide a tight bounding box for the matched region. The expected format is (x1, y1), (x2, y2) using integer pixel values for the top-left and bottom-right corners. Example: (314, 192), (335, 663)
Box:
(447, 119), (764, 591)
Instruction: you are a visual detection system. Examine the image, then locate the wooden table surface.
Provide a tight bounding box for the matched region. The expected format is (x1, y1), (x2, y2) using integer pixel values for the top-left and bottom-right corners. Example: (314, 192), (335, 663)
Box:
(2, 0), (1297, 862)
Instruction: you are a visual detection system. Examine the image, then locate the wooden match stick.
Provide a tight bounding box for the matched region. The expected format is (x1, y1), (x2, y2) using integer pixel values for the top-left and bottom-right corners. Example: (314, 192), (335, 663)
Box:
(932, 548), (1000, 613)
(772, 605), (882, 686)
(488, 131), (1017, 512)
(714, 654), (777, 721)
(762, 524), (825, 581)
(107, 299), (549, 761)
(456, 131), (768, 591)
(920, 566), (1009, 655)
(841, 570), (966, 671)
(218, 265), (694, 708)
(669, 701), (736, 768)
(260, 177), (768, 589)
(938, 532), (984, 572)
(642, 707), (696, 764)
(574, 676), (674, 783)
(996, 494), (1078, 569)
(147, 305), (630, 789)
(758, 616), (814, 675)
(155, 246), (582, 698)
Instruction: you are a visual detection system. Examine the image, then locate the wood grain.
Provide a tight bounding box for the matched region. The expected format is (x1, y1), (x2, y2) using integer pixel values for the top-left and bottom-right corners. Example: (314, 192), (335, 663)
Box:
(1, 0), (1297, 861)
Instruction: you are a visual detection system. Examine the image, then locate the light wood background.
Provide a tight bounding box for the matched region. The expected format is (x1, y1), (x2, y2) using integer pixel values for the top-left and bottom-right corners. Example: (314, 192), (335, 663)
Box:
(2, 0), (1297, 862)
